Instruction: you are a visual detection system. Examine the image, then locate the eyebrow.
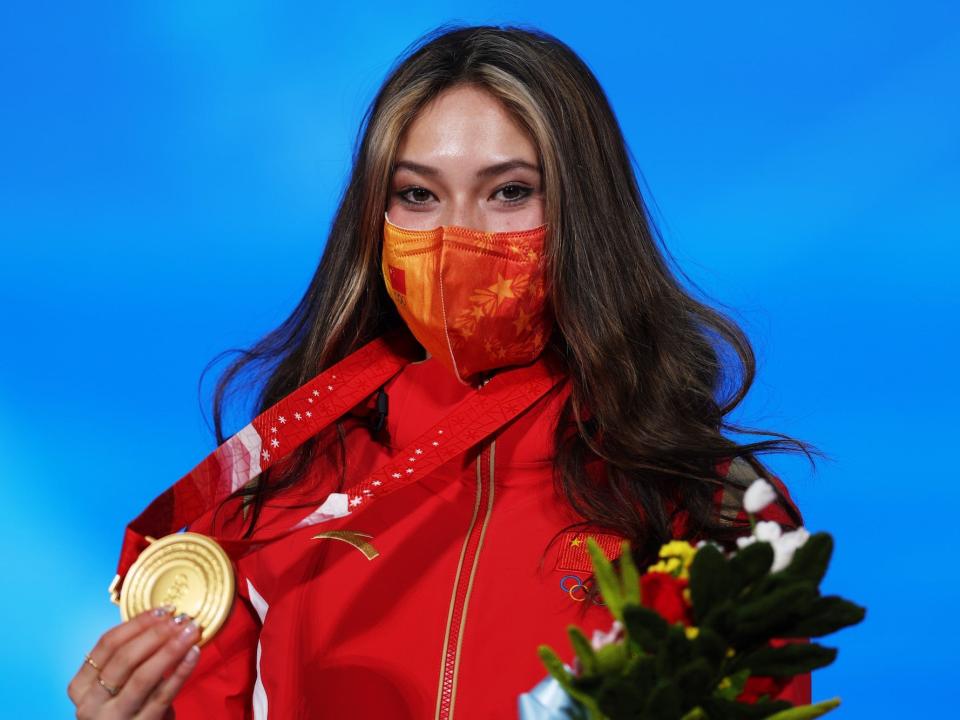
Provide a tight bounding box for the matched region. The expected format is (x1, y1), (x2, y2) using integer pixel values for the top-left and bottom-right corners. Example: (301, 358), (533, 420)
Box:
(393, 159), (541, 179)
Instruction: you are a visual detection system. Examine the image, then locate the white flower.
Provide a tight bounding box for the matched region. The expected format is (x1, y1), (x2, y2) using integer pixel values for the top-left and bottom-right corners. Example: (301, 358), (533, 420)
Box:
(770, 527), (811, 572)
(744, 478), (777, 514)
(734, 520), (782, 550)
(736, 521), (811, 572)
(590, 620), (624, 651)
(753, 520), (782, 543)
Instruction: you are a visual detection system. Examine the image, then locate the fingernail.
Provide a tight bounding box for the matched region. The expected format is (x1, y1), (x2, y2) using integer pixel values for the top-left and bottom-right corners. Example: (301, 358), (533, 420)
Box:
(151, 604), (176, 617)
(181, 619), (198, 636)
(185, 645), (200, 662)
(172, 612), (192, 625)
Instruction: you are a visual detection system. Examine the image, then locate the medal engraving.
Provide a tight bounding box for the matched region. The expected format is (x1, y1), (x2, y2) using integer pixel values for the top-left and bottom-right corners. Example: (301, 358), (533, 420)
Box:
(119, 532), (235, 646)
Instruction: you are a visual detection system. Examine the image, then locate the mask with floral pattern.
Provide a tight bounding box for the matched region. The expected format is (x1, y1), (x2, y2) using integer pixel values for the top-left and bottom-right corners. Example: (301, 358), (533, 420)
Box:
(381, 212), (552, 384)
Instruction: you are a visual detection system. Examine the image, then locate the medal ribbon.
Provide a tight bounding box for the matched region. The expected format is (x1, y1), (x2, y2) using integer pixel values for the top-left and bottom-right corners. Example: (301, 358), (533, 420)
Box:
(115, 332), (420, 588)
(113, 332), (565, 597)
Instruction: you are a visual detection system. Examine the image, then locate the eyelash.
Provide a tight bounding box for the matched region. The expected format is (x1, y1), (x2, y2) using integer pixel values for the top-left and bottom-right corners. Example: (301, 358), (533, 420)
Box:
(395, 183), (533, 207)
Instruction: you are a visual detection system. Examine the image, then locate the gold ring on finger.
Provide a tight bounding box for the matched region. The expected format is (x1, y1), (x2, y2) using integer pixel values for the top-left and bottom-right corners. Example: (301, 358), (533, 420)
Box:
(83, 653), (102, 672)
(96, 674), (122, 697)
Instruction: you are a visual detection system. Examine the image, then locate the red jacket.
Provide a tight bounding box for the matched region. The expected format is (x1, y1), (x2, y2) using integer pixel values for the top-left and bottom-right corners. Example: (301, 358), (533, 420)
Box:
(173, 355), (810, 718)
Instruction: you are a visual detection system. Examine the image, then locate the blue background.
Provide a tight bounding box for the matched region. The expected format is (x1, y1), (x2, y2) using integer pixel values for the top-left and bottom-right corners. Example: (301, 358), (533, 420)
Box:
(2, 2), (956, 717)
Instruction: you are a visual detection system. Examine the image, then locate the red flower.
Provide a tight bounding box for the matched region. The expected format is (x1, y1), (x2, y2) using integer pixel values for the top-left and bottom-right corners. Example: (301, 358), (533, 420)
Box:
(640, 572), (692, 626)
(736, 638), (810, 705)
(737, 674), (791, 703)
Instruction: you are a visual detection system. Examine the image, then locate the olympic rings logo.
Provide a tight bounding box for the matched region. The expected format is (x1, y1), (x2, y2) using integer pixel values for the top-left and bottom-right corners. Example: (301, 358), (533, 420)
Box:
(559, 574), (605, 605)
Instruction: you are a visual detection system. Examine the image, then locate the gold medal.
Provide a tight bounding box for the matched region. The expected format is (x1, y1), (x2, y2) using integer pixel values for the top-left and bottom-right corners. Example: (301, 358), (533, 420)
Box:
(109, 532), (235, 646)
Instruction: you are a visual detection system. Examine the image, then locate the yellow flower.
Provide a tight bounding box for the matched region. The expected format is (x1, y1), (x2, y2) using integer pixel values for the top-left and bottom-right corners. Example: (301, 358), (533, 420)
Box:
(646, 557), (682, 576)
(647, 540), (698, 579)
(684, 626), (700, 640)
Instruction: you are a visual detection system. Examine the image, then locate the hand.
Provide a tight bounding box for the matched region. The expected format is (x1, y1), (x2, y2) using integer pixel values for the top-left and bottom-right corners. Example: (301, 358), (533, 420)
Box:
(67, 606), (203, 719)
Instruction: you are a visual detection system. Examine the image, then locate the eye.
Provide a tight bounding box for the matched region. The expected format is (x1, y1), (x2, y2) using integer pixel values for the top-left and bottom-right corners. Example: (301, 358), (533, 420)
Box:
(493, 183), (533, 204)
(395, 186), (435, 205)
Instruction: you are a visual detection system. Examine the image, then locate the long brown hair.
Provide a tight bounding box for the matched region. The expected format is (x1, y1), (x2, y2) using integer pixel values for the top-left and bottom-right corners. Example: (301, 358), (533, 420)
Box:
(202, 23), (822, 581)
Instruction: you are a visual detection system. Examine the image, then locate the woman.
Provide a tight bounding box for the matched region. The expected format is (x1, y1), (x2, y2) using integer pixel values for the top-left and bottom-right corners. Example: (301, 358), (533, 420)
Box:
(69, 24), (817, 719)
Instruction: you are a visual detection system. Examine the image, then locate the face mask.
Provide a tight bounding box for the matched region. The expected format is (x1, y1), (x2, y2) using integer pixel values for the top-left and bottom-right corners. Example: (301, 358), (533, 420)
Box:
(381, 212), (552, 384)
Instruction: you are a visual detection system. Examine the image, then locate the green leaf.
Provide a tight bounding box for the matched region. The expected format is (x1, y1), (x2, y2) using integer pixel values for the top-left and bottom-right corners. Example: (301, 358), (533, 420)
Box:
(587, 537), (624, 622)
(690, 543), (734, 624)
(701, 696), (793, 719)
(784, 533), (833, 585)
(656, 625), (693, 679)
(729, 541), (774, 590)
(734, 582), (819, 639)
(783, 596), (867, 638)
(619, 540), (641, 606)
(538, 644), (575, 687)
(675, 658), (715, 706)
(569, 672), (606, 698)
(692, 626), (728, 669)
(568, 626), (599, 676)
(595, 640), (629, 675)
(763, 697), (841, 719)
(623, 652), (658, 699)
(622, 604), (668, 653)
(594, 657), (647, 718)
(699, 601), (736, 640)
(643, 681), (683, 720)
(537, 645), (606, 719)
(713, 668), (751, 701)
(731, 642), (838, 676)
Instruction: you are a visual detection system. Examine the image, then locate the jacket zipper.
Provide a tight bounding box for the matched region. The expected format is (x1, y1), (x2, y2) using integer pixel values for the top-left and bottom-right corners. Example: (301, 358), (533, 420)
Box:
(435, 440), (496, 720)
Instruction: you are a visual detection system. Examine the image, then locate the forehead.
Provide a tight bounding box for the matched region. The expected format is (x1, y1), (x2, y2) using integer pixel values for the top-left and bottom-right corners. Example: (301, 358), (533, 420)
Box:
(396, 85), (539, 166)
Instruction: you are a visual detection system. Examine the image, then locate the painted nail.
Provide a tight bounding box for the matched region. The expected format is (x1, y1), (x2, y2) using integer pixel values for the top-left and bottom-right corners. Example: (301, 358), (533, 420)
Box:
(172, 613), (191, 625)
(181, 619), (198, 636)
(151, 604), (176, 617)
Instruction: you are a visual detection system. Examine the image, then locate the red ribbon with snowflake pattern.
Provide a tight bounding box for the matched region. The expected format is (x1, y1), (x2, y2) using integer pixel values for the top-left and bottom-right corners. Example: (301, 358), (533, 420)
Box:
(113, 331), (565, 596)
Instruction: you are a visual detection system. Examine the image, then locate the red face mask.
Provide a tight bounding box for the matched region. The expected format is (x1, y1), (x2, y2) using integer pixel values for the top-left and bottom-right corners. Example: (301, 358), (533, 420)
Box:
(381, 212), (552, 384)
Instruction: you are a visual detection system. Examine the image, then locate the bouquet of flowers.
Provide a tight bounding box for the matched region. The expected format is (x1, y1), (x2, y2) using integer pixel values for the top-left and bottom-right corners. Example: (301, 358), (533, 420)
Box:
(520, 479), (866, 720)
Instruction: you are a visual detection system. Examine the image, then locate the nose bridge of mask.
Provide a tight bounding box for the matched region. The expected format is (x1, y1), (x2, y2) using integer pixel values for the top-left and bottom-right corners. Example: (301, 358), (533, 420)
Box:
(382, 211), (547, 244)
